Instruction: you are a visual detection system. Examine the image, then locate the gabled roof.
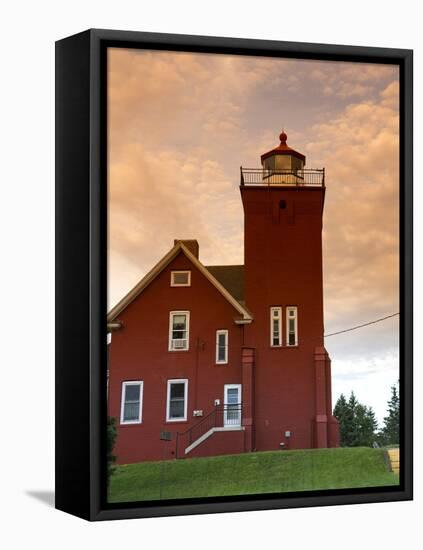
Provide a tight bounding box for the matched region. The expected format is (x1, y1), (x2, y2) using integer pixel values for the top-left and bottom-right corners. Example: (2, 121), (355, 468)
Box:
(205, 265), (244, 304)
(107, 243), (252, 324)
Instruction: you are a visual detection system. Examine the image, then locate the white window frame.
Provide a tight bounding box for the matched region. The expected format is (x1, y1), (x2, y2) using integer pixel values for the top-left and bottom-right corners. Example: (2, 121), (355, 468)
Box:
(170, 270), (191, 287)
(168, 311), (190, 351)
(286, 306), (298, 346)
(216, 329), (229, 364)
(120, 381), (143, 425)
(224, 383), (242, 427)
(166, 379), (188, 422)
(270, 306), (282, 347)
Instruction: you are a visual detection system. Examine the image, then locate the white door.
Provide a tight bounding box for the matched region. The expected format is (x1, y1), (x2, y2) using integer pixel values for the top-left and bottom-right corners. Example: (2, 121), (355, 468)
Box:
(224, 384), (242, 427)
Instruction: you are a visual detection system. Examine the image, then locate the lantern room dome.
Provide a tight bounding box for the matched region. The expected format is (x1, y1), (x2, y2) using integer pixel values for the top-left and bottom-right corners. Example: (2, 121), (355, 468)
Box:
(261, 131), (306, 164)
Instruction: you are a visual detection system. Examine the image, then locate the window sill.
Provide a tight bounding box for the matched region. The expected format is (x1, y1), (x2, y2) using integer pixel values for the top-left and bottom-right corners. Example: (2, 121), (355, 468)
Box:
(269, 345), (299, 349)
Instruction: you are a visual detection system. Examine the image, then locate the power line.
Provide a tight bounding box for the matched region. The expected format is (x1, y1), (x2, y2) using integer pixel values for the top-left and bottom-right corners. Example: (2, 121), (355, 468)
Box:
(324, 312), (400, 338)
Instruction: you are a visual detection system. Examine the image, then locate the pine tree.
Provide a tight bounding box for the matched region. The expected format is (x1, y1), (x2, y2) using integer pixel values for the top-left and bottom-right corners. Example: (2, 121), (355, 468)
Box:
(365, 406), (378, 444)
(346, 391), (359, 447)
(381, 384), (400, 446)
(333, 393), (357, 447)
(333, 393), (349, 446)
(356, 405), (378, 447)
(333, 392), (378, 447)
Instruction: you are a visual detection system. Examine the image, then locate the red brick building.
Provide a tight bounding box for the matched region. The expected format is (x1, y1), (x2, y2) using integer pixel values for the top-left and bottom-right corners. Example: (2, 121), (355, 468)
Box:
(107, 132), (339, 464)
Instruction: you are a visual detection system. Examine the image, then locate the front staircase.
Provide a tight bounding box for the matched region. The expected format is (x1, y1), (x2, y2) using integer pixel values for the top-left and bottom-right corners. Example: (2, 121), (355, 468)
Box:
(176, 404), (243, 458)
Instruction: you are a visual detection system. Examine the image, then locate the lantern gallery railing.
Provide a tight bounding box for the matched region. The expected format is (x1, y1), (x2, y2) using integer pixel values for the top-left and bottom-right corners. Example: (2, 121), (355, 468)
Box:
(240, 167), (325, 187)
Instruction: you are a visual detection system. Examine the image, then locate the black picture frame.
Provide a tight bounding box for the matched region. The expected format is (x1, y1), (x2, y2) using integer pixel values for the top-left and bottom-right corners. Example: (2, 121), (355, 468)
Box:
(55, 28), (413, 521)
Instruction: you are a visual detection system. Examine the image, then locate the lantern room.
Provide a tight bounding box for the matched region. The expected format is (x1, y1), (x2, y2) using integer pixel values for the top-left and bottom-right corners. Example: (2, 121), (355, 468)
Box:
(261, 131), (305, 172)
(240, 130), (324, 187)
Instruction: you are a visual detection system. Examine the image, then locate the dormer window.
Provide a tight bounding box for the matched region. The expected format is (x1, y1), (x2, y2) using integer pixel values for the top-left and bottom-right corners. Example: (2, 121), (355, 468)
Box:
(171, 270), (191, 287)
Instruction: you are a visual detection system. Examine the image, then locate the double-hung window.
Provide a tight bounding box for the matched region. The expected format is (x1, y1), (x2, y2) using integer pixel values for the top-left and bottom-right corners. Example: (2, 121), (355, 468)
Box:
(166, 379), (188, 422)
(286, 306), (298, 346)
(120, 381), (143, 424)
(169, 311), (190, 350)
(216, 329), (228, 364)
(270, 307), (282, 347)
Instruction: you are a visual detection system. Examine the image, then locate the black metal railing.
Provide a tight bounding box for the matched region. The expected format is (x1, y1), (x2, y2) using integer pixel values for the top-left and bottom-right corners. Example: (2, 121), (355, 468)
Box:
(176, 404), (242, 458)
(240, 167), (325, 187)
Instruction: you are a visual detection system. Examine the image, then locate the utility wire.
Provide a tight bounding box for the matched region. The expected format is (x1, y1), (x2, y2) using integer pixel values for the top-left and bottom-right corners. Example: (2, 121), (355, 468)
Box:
(324, 312), (400, 338)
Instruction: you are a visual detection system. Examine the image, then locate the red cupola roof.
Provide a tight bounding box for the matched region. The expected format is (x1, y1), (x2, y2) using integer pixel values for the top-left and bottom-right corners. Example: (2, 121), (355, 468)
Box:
(261, 131), (306, 163)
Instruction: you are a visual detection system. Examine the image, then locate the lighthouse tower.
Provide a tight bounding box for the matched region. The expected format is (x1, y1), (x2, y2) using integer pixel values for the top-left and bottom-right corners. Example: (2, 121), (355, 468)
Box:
(240, 132), (339, 450)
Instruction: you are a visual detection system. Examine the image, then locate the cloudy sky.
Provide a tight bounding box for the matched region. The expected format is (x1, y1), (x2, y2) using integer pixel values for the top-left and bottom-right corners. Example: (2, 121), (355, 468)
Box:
(108, 48), (399, 424)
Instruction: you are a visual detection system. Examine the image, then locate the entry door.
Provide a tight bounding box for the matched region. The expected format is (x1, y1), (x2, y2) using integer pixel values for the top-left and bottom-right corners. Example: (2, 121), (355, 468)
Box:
(224, 384), (242, 427)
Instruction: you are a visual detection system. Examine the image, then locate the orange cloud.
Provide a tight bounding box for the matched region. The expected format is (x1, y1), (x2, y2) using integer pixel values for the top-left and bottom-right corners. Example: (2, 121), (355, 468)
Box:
(107, 49), (399, 359)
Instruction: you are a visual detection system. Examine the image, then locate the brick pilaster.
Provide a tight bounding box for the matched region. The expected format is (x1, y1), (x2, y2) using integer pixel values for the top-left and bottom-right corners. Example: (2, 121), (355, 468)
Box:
(241, 347), (255, 452)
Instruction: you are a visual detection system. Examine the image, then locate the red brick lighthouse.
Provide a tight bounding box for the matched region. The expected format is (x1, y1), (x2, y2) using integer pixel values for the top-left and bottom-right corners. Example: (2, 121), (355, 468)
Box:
(241, 131), (339, 450)
(107, 131), (339, 464)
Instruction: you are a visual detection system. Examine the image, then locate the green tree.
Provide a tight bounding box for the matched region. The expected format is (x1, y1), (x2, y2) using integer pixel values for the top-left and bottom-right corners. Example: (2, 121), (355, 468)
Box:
(333, 392), (378, 447)
(107, 416), (117, 482)
(356, 404), (378, 447)
(346, 392), (360, 446)
(333, 393), (350, 446)
(380, 384), (400, 446)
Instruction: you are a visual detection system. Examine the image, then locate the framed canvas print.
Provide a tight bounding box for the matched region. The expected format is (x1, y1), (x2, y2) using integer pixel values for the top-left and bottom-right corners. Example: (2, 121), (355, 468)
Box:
(55, 29), (413, 521)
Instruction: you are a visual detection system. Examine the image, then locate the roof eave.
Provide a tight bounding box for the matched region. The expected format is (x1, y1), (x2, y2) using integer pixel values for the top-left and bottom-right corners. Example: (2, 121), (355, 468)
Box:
(107, 242), (253, 323)
(234, 318), (253, 325)
(260, 149), (306, 162)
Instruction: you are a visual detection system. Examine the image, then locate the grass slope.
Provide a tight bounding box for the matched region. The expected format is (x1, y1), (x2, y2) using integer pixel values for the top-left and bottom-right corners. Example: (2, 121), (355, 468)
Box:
(108, 447), (399, 503)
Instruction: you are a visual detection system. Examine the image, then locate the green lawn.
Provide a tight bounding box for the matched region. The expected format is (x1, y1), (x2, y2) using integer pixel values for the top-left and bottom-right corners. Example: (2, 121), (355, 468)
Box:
(108, 447), (399, 503)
